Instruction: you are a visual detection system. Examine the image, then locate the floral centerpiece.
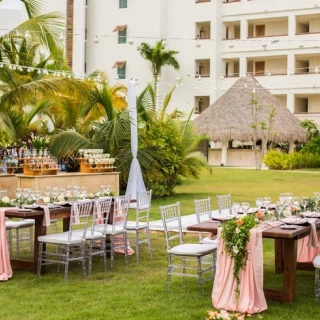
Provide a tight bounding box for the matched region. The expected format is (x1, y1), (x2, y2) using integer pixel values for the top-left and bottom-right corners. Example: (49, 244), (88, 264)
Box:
(206, 309), (255, 320)
(221, 215), (258, 299)
(0, 196), (16, 207)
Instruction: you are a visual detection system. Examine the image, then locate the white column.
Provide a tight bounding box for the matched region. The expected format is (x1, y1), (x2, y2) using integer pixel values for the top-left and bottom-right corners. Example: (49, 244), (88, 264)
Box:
(289, 141), (295, 153)
(288, 14), (296, 36)
(240, 19), (247, 40)
(287, 91), (295, 113)
(221, 141), (228, 166)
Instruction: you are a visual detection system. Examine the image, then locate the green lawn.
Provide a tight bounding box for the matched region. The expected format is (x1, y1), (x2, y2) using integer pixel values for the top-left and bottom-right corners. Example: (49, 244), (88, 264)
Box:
(2, 168), (320, 320)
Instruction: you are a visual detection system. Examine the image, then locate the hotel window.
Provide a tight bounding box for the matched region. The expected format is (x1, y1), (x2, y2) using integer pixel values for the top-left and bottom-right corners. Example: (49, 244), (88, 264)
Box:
(113, 61), (126, 79)
(113, 25), (127, 44)
(119, 0), (127, 8)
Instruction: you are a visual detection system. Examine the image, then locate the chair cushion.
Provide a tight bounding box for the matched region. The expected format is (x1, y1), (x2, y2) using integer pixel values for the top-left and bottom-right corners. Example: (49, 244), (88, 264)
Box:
(66, 229), (104, 240)
(129, 203), (149, 210)
(313, 255), (320, 268)
(38, 233), (83, 245)
(94, 224), (125, 235)
(169, 243), (216, 256)
(5, 220), (34, 228)
(126, 221), (147, 230)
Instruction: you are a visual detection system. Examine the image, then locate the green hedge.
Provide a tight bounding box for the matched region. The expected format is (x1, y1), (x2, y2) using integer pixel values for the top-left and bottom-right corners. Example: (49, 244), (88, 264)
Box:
(263, 150), (320, 170)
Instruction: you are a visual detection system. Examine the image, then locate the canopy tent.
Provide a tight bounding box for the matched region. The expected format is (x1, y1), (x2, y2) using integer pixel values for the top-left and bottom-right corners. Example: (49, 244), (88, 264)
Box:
(125, 80), (146, 201)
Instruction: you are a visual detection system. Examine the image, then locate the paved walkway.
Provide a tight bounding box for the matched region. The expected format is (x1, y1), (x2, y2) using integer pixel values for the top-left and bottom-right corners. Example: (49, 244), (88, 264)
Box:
(149, 210), (221, 232)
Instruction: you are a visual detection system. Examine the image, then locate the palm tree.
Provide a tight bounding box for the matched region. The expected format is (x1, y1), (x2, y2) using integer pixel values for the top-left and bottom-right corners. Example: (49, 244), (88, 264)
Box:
(137, 39), (180, 111)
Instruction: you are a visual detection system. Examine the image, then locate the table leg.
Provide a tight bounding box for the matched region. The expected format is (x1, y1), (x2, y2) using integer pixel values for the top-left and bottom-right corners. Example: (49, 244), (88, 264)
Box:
(275, 239), (284, 274)
(34, 218), (46, 273)
(63, 217), (70, 232)
(282, 238), (297, 303)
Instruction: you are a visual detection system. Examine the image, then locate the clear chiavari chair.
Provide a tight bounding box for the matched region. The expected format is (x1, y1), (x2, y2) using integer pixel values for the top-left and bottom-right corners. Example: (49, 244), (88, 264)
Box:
(160, 202), (216, 295)
(216, 194), (232, 215)
(37, 200), (93, 282)
(126, 190), (153, 263)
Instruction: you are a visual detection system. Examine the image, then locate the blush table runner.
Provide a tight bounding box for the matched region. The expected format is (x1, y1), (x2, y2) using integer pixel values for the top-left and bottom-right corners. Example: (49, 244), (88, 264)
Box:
(0, 208), (13, 281)
(212, 227), (267, 314)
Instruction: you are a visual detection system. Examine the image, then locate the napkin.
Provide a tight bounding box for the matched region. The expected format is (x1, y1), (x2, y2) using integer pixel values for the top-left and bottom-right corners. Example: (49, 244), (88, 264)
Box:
(40, 205), (51, 227)
(306, 218), (319, 248)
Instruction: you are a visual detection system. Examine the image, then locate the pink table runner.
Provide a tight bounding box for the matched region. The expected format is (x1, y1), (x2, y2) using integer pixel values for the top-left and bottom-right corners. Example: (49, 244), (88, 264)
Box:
(297, 231), (320, 262)
(212, 227), (267, 314)
(0, 208), (13, 281)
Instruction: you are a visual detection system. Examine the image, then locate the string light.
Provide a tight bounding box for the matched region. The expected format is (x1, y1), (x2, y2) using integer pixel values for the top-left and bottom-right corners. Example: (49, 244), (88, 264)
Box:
(58, 32), (65, 41)
(94, 35), (99, 44)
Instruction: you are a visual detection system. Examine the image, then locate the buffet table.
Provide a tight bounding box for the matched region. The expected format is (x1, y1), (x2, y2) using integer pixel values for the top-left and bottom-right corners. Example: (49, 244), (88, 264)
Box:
(15, 171), (120, 195)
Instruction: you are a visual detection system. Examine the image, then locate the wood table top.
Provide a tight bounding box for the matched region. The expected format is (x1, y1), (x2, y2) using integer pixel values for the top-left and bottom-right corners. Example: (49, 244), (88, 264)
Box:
(187, 220), (320, 240)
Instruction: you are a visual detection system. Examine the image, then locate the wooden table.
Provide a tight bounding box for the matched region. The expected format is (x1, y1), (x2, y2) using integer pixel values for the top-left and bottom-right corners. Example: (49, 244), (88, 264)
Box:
(187, 220), (320, 304)
(5, 202), (115, 273)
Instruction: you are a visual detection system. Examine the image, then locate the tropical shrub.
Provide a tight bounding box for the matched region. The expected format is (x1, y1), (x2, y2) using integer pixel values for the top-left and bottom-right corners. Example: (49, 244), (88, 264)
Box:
(264, 149), (320, 170)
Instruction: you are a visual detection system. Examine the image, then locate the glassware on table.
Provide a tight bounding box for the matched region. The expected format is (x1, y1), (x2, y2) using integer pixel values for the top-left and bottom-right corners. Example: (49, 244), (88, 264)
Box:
(275, 202), (285, 219)
(44, 186), (51, 197)
(0, 189), (8, 199)
(81, 186), (88, 198)
(51, 187), (59, 201)
(15, 188), (22, 200)
(256, 198), (263, 210)
(232, 202), (240, 215)
(263, 197), (271, 210)
(301, 196), (309, 213)
(240, 202), (250, 215)
(313, 192), (320, 212)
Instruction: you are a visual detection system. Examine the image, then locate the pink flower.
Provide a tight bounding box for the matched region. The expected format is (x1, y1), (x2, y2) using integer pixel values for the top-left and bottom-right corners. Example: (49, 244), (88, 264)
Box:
(236, 219), (243, 226)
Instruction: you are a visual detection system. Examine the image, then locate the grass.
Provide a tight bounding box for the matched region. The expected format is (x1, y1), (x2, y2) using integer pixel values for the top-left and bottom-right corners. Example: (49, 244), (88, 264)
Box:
(2, 167), (320, 320)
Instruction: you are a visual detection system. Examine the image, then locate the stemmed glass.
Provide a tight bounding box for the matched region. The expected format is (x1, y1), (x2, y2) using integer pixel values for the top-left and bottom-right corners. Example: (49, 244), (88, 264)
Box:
(301, 196), (309, 213)
(256, 198), (263, 210)
(240, 202), (250, 215)
(44, 186), (51, 198)
(263, 197), (271, 210)
(51, 187), (59, 201)
(275, 202), (285, 219)
(313, 192), (320, 212)
(232, 202), (240, 216)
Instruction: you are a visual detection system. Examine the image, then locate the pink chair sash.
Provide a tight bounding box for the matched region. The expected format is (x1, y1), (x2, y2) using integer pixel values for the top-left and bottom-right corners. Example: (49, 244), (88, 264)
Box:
(212, 228), (267, 314)
(0, 208), (13, 281)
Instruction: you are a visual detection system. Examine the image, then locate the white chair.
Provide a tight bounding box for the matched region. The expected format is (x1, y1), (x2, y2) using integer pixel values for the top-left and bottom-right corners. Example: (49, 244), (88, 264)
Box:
(194, 197), (217, 245)
(127, 190), (153, 263)
(216, 194), (232, 215)
(313, 255), (320, 301)
(95, 195), (131, 269)
(160, 202), (216, 295)
(70, 197), (113, 274)
(37, 200), (93, 282)
(5, 218), (34, 257)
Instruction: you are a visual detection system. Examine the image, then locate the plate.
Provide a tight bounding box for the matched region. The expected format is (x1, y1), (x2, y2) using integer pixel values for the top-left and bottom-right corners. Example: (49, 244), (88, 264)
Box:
(18, 209), (32, 212)
(301, 212), (320, 218)
(281, 217), (307, 225)
(212, 215), (236, 221)
(53, 201), (67, 206)
(23, 204), (36, 209)
(280, 225), (298, 230)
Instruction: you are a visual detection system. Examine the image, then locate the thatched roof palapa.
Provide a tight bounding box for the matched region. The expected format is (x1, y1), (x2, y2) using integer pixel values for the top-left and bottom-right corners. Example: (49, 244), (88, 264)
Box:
(193, 74), (307, 143)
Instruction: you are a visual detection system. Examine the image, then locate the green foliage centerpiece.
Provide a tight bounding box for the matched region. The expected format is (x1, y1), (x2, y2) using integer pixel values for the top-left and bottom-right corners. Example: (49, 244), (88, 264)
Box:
(221, 215), (258, 299)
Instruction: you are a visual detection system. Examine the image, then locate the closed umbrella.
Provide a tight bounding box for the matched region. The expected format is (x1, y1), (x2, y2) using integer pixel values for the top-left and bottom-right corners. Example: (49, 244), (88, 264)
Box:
(125, 80), (146, 201)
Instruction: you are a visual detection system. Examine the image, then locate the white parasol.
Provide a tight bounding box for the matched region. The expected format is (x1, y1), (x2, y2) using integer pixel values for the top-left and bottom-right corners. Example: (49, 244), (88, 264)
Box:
(125, 79), (146, 201)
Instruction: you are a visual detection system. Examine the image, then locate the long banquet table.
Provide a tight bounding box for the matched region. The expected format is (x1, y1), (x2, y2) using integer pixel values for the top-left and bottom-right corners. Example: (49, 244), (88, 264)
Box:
(187, 220), (320, 304)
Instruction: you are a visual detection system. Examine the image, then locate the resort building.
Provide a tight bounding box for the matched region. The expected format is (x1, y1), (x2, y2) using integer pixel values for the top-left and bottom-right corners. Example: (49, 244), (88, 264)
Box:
(9, 1), (320, 124)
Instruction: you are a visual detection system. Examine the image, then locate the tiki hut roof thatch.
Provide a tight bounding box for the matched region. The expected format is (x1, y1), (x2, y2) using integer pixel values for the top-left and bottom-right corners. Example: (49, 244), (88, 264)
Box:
(193, 74), (307, 143)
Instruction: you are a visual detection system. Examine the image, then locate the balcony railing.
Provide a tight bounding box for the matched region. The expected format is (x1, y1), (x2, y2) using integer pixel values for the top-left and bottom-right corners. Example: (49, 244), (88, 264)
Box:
(247, 34), (288, 39)
(195, 0), (211, 3)
(223, 0), (241, 3)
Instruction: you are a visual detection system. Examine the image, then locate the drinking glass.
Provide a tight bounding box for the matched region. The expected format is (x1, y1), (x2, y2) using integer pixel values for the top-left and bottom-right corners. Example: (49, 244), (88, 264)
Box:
(15, 188), (22, 200)
(256, 198), (263, 210)
(275, 202), (284, 219)
(51, 187), (59, 200)
(301, 196), (309, 213)
(313, 192), (320, 211)
(0, 189), (8, 199)
(232, 202), (240, 215)
(263, 197), (271, 210)
(44, 186), (51, 197)
(240, 202), (250, 215)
